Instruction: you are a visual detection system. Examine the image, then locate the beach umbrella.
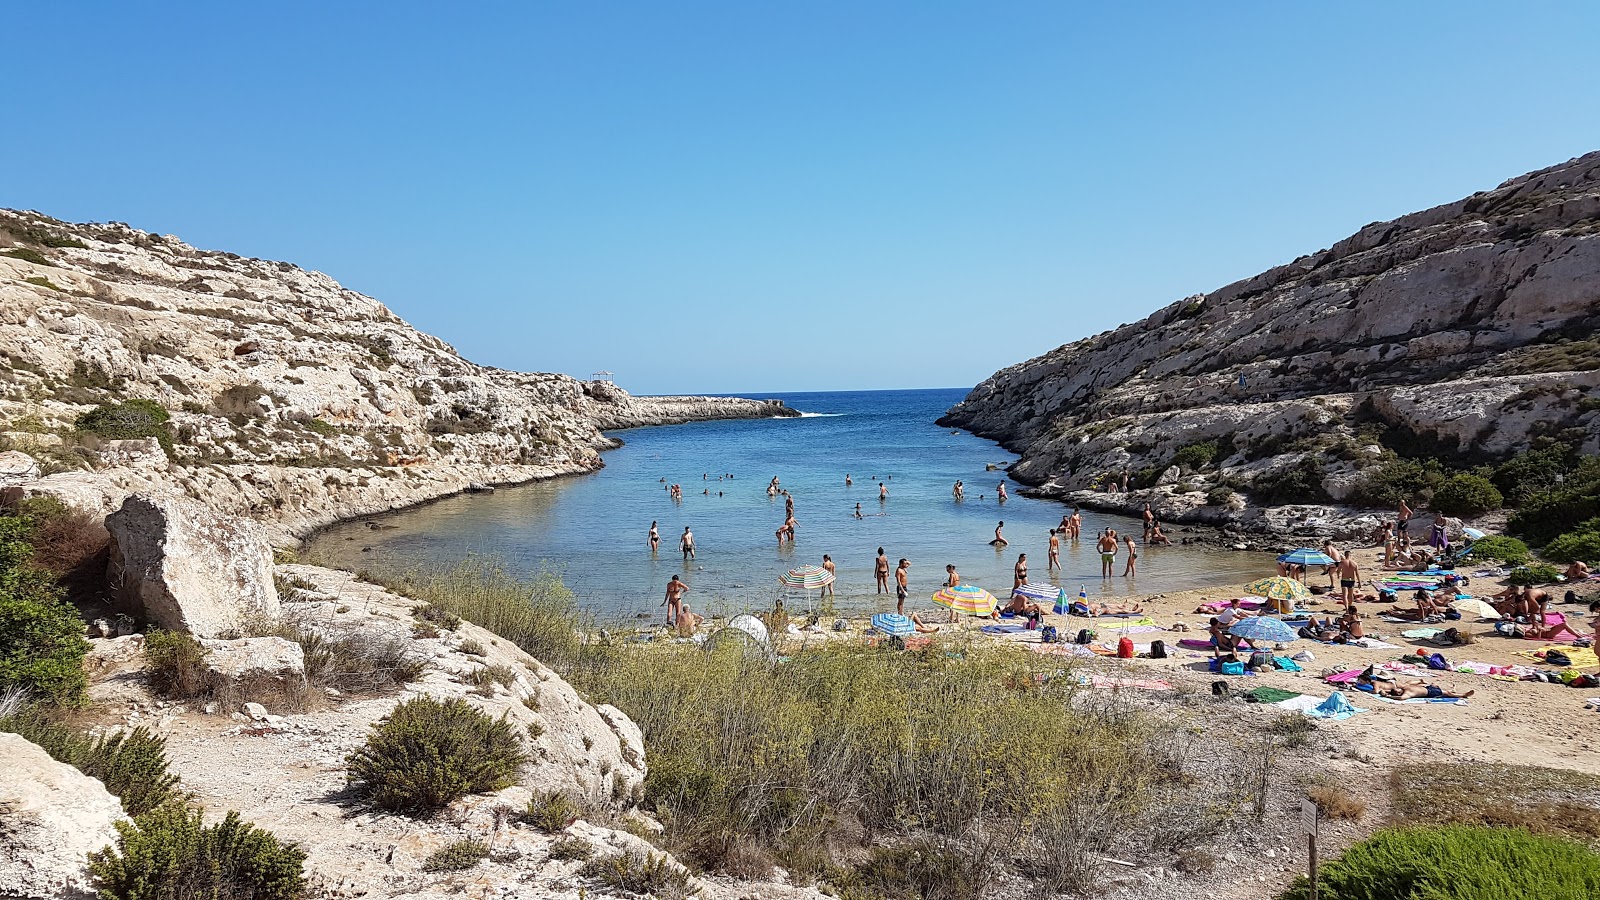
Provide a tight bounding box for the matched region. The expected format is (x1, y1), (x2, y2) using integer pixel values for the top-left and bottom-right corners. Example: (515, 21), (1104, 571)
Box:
(1451, 598), (1501, 620)
(1461, 527), (1486, 540)
(1012, 583), (1062, 604)
(779, 565), (836, 590)
(932, 584), (998, 617)
(1055, 585), (1086, 615)
(1277, 548), (1336, 567)
(1229, 616), (1299, 644)
(705, 614), (771, 655)
(870, 613), (916, 636)
(1243, 576), (1312, 603)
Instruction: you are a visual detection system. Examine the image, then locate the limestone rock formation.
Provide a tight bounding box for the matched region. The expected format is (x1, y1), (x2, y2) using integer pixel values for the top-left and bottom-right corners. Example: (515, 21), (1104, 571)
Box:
(105, 493), (280, 637)
(0, 211), (790, 542)
(942, 151), (1600, 522)
(201, 636), (307, 687)
(0, 732), (127, 900)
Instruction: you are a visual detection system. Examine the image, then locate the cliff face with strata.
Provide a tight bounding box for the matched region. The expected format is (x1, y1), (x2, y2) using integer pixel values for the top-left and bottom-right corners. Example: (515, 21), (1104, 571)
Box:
(941, 151), (1600, 522)
(0, 211), (791, 540)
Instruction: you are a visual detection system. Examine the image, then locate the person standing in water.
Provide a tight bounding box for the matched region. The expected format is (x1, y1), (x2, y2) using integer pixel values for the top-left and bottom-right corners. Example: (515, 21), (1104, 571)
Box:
(1048, 529), (1061, 572)
(1097, 529), (1118, 578)
(997, 481), (1008, 503)
(895, 558), (910, 614)
(1069, 507), (1083, 540)
(1142, 503), (1155, 542)
(821, 554), (836, 598)
(1123, 536), (1138, 577)
(853, 503), (864, 519)
(662, 575), (687, 625)
(953, 481), (965, 501)
(680, 526), (695, 560)
(875, 548), (890, 593)
(879, 482), (889, 501)
(1013, 553), (1028, 589)
(648, 521), (659, 553)
(990, 521), (1008, 548)
(845, 473), (852, 486)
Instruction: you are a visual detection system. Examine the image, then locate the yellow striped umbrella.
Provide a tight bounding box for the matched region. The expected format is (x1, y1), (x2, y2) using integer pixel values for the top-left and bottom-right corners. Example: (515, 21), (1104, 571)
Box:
(932, 584), (997, 617)
(779, 565), (835, 589)
(1242, 576), (1312, 603)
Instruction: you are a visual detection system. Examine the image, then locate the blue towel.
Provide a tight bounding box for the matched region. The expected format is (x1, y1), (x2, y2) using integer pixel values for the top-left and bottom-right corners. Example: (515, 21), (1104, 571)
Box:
(1306, 692), (1364, 720)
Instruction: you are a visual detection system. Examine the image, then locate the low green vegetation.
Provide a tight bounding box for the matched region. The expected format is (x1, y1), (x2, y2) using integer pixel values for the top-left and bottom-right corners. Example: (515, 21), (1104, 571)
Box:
(23, 275), (62, 291)
(376, 561), (585, 669)
(0, 502), (90, 706)
(1387, 763), (1600, 847)
(581, 849), (696, 899)
(2, 246), (53, 266)
(89, 804), (307, 900)
(1465, 535), (1529, 566)
(346, 695), (527, 813)
(1171, 439), (1218, 471)
(1508, 564), (1563, 586)
(0, 708), (182, 815)
(522, 790), (582, 832)
(1251, 457), (1330, 505)
(1430, 473), (1503, 517)
(1277, 825), (1600, 900)
(75, 399), (174, 456)
(1542, 524), (1600, 564)
(421, 839), (491, 873)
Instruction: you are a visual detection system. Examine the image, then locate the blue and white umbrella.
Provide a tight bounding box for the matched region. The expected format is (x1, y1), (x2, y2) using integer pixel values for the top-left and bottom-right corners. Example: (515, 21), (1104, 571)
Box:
(1012, 583), (1062, 604)
(1278, 548), (1336, 567)
(1462, 527), (1486, 540)
(870, 613), (915, 637)
(1229, 616), (1299, 644)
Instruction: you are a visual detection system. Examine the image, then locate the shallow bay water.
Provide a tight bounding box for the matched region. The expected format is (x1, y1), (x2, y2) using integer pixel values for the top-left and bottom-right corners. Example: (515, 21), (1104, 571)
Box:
(308, 388), (1268, 621)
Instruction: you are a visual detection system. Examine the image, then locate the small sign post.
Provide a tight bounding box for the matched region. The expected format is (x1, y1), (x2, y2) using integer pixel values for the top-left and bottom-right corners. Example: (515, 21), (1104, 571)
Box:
(1301, 797), (1320, 900)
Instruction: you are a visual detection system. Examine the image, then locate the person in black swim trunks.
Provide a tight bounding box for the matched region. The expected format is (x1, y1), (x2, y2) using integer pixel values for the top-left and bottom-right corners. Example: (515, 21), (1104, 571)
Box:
(895, 558), (910, 614)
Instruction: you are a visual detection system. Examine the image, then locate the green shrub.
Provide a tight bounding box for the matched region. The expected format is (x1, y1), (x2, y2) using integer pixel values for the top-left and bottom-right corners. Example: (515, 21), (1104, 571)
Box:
(1172, 440), (1218, 471)
(548, 835), (595, 861)
(1349, 457), (1442, 507)
(0, 511), (89, 705)
(1431, 473), (1503, 517)
(1205, 486), (1235, 506)
(143, 630), (210, 698)
(1250, 457), (1330, 505)
(421, 839), (490, 872)
(75, 399), (174, 456)
(378, 561), (584, 669)
(1465, 535), (1530, 566)
(1276, 824), (1600, 900)
(523, 790), (582, 832)
(305, 418), (337, 437)
(581, 849), (696, 898)
(89, 803), (307, 900)
(346, 696), (527, 813)
(1508, 564), (1563, 586)
(1492, 444), (1581, 505)
(1541, 524), (1600, 564)
(24, 275), (62, 291)
(2, 247), (52, 266)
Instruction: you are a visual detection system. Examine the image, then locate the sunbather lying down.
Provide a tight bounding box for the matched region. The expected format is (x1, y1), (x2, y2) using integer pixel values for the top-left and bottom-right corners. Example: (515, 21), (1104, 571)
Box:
(1072, 600), (1144, 617)
(908, 612), (939, 633)
(1378, 680), (1473, 701)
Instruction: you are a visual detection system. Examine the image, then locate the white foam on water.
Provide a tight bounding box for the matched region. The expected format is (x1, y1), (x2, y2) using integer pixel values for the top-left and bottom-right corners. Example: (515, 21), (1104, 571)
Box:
(793, 411), (844, 418)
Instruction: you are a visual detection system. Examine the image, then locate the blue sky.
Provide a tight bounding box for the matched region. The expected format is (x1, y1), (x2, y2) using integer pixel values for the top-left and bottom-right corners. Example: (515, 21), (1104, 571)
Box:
(5, 3), (1598, 395)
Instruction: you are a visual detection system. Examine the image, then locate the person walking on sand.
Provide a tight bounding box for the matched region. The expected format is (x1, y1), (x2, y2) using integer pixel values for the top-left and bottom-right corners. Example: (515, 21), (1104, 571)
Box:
(680, 526), (695, 560)
(1337, 552), (1361, 609)
(1013, 553), (1029, 589)
(895, 558), (910, 614)
(1397, 497), (1413, 538)
(821, 554), (836, 598)
(662, 575), (687, 625)
(648, 520), (659, 553)
(1097, 529), (1118, 578)
(875, 548), (890, 594)
(1048, 529), (1061, 572)
(990, 521), (1008, 548)
(942, 564), (961, 622)
(1123, 536), (1138, 577)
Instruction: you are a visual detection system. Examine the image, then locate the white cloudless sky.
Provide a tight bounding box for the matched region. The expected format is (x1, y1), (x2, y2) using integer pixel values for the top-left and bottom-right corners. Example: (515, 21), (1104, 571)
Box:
(4, 2), (1598, 394)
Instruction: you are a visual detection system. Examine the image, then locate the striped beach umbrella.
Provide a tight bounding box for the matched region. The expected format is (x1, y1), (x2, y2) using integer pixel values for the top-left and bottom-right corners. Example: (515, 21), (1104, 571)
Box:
(933, 584), (997, 617)
(1243, 576), (1312, 603)
(1277, 548), (1336, 567)
(1229, 616), (1299, 644)
(870, 613), (916, 636)
(1012, 583), (1062, 604)
(779, 565), (835, 589)
(1056, 584), (1087, 615)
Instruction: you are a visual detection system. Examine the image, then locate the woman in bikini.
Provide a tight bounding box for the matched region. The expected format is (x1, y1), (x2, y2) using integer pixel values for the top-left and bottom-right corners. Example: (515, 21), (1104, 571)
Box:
(648, 521), (659, 553)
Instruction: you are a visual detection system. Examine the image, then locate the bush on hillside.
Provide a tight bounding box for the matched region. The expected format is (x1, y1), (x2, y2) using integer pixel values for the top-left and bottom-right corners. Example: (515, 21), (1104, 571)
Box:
(421, 839), (490, 873)
(1508, 564), (1563, 586)
(1508, 483), (1600, 546)
(0, 512), (89, 705)
(1348, 457), (1443, 507)
(143, 630), (211, 698)
(0, 709), (182, 816)
(1172, 440), (1219, 472)
(1276, 824), (1600, 900)
(1492, 443), (1581, 505)
(1430, 473), (1503, 517)
(75, 399), (173, 455)
(374, 561), (584, 669)
(1250, 457), (1330, 505)
(346, 696), (526, 813)
(581, 850), (696, 899)
(1541, 524), (1600, 564)
(88, 803), (307, 900)
(1464, 535), (1530, 566)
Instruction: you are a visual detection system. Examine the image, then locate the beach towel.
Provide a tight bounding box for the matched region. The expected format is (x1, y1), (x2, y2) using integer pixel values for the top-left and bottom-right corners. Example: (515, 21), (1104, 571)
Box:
(1527, 613), (1584, 642)
(1401, 627), (1442, 639)
(1376, 695), (1468, 706)
(1103, 624), (1162, 635)
(1026, 643), (1097, 659)
(1086, 675), (1173, 691)
(1244, 687), (1300, 703)
(1177, 638), (1215, 650)
(1275, 694), (1326, 714)
(1306, 692), (1365, 720)
(1325, 668), (1365, 683)
(1349, 637), (1403, 650)
(980, 624), (1028, 635)
(1272, 656), (1302, 672)
(1096, 616), (1158, 628)
(1517, 646), (1600, 669)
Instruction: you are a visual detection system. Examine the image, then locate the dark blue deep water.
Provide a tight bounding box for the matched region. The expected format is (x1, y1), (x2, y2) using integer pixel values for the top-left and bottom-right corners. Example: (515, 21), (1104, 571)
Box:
(308, 389), (1261, 619)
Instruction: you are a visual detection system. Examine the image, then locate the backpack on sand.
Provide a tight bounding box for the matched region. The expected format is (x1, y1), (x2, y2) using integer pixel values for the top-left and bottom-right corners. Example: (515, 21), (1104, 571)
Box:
(1039, 626), (1059, 644)
(1149, 639), (1167, 659)
(1075, 628), (1092, 645)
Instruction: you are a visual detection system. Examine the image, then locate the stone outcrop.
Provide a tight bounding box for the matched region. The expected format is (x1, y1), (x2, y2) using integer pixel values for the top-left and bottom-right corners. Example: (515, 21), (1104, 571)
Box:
(105, 493), (279, 637)
(0, 732), (127, 900)
(201, 636), (306, 686)
(0, 210), (791, 542)
(941, 151), (1600, 522)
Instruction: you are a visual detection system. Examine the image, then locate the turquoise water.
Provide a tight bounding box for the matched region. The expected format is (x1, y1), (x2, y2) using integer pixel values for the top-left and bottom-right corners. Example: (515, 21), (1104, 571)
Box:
(307, 388), (1265, 620)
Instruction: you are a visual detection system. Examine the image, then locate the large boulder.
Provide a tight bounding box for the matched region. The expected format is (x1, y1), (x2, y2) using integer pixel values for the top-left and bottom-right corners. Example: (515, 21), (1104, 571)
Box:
(202, 636), (306, 686)
(0, 732), (127, 900)
(105, 493), (280, 637)
(0, 449), (40, 488)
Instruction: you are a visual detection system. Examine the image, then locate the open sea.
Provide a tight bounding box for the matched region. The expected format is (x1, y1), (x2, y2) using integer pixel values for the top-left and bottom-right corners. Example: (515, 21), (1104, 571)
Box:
(306, 388), (1267, 621)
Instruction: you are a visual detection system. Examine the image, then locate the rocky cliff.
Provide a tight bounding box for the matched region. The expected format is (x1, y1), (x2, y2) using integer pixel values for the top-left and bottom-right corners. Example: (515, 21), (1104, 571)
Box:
(0, 211), (793, 542)
(941, 151), (1600, 527)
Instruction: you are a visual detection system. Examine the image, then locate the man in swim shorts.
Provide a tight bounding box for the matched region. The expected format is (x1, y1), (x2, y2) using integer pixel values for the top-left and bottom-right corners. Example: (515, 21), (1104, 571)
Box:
(1096, 529), (1117, 577)
(1337, 552), (1361, 609)
(680, 526), (695, 560)
(895, 558), (910, 614)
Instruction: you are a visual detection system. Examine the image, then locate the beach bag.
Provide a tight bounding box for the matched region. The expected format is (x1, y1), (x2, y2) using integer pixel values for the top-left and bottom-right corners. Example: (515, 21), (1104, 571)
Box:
(1039, 626), (1059, 644)
(1436, 627), (1460, 646)
(1075, 628), (1092, 645)
(1149, 639), (1167, 659)
(1116, 637), (1134, 659)
(1211, 680), (1229, 696)
(1025, 614), (1040, 630)
(1425, 652), (1450, 670)
(1543, 649), (1573, 667)
(1248, 650), (1273, 671)
(1221, 661), (1245, 676)
(1571, 673), (1597, 688)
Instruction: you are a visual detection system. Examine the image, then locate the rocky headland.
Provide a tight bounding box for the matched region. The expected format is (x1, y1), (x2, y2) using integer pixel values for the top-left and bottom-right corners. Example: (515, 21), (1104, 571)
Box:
(0, 209), (794, 544)
(941, 151), (1600, 540)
